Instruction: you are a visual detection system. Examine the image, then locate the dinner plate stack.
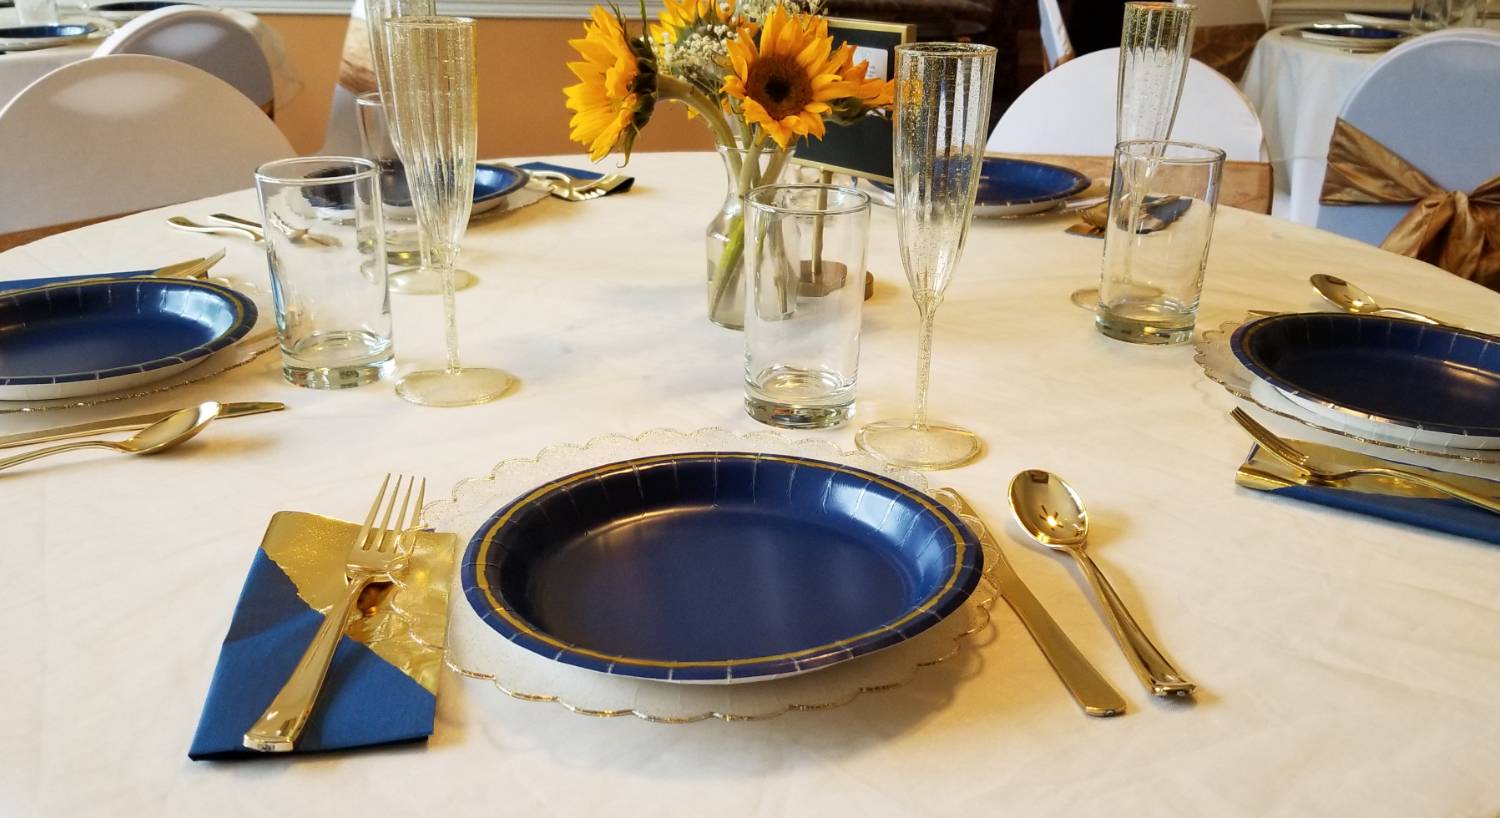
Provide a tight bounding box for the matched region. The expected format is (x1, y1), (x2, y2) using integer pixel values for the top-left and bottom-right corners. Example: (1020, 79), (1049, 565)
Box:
(426, 428), (1000, 722)
(1197, 312), (1500, 465)
(0, 272), (275, 411)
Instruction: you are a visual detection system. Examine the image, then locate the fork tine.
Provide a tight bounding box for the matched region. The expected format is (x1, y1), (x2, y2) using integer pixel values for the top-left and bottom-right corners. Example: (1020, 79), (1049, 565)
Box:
(366, 475), (405, 551)
(1230, 408), (1310, 467)
(412, 478), (426, 531)
(353, 474), (391, 553)
(384, 477), (416, 552)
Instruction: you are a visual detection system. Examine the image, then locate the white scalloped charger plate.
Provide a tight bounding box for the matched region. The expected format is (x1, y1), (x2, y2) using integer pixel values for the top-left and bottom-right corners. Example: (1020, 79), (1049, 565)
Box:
(424, 428), (1000, 723)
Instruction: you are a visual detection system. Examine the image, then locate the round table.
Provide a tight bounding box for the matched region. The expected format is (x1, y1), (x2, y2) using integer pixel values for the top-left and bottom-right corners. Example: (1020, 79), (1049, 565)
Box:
(0, 6), (300, 112)
(3, 152), (1499, 817)
(1241, 21), (1500, 226)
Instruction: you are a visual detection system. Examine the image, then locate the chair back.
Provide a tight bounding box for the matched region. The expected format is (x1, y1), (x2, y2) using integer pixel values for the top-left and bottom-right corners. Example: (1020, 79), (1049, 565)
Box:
(986, 48), (1266, 161)
(1037, 0), (1073, 70)
(0, 55), (294, 234)
(92, 6), (274, 113)
(1315, 29), (1500, 247)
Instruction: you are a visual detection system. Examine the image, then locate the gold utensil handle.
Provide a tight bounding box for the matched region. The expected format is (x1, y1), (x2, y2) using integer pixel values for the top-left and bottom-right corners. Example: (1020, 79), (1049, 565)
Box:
(243, 576), (370, 752)
(0, 440), (117, 472)
(1359, 467), (1500, 516)
(1071, 550), (1196, 697)
(935, 489), (1126, 717)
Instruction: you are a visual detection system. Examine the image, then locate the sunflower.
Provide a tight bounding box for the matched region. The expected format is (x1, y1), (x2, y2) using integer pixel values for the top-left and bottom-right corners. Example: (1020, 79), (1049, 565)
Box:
(721, 6), (889, 149)
(564, 5), (659, 162)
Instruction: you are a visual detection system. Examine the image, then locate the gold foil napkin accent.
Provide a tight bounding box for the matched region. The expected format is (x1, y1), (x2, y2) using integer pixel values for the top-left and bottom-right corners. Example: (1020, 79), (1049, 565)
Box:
(261, 511), (457, 695)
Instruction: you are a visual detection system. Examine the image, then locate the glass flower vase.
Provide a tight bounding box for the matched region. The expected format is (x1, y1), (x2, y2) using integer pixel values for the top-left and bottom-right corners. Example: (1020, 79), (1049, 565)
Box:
(706, 143), (792, 329)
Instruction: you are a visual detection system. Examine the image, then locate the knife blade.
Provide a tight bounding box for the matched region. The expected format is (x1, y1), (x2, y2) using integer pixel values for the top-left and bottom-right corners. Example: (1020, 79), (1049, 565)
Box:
(0, 401), (285, 449)
(935, 488), (1128, 718)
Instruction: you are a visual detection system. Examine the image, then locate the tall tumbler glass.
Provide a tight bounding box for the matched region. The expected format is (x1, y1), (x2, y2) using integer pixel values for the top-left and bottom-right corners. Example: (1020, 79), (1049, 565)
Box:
(254, 157), (395, 388)
(355, 91), (422, 267)
(1095, 140), (1224, 346)
(743, 184), (871, 429)
(1412, 0), (1484, 29)
(385, 16), (515, 406)
(364, 0), (476, 295)
(1072, 1), (1197, 311)
(856, 43), (995, 471)
(15, 0), (60, 25)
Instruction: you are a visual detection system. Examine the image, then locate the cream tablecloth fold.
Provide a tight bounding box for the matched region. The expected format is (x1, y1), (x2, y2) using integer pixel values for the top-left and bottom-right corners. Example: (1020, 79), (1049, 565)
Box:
(1, 152), (1498, 818)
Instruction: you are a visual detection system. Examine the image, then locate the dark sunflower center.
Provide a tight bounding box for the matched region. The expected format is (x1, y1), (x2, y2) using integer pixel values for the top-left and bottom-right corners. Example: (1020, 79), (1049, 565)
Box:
(746, 55), (812, 119)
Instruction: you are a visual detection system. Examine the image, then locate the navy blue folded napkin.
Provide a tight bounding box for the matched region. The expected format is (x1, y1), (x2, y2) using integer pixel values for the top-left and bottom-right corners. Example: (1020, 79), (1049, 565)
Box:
(1236, 443), (1500, 546)
(516, 161), (634, 195)
(190, 512), (455, 760)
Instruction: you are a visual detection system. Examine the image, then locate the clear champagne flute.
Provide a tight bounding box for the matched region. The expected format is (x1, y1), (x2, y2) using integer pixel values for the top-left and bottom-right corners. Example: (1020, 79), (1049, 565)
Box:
(1071, 1), (1196, 312)
(385, 16), (516, 406)
(856, 43), (996, 471)
(366, 0), (477, 296)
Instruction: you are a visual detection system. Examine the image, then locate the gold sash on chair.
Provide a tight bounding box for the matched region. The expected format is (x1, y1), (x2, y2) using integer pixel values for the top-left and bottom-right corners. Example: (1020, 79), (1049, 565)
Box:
(338, 16), (378, 96)
(1320, 118), (1500, 288)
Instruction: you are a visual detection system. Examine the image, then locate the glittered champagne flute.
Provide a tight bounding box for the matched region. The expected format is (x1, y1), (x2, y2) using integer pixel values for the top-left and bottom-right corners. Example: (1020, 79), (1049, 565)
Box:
(366, 0), (477, 295)
(385, 17), (515, 406)
(856, 43), (995, 471)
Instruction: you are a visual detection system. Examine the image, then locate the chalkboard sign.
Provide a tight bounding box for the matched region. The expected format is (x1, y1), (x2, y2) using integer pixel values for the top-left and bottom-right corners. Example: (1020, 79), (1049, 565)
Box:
(791, 18), (915, 184)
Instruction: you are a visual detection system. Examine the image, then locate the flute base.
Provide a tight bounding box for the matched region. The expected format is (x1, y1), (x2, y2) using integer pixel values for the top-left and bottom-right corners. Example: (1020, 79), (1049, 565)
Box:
(396, 366), (516, 407)
(1069, 287), (1099, 310)
(855, 419), (982, 471)
(390, 266), (477, 295)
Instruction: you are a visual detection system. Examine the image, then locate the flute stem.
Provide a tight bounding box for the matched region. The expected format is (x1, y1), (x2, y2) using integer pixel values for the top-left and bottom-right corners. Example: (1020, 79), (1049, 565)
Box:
(913, 298), (937, 430)
(430, 241), (461, 374)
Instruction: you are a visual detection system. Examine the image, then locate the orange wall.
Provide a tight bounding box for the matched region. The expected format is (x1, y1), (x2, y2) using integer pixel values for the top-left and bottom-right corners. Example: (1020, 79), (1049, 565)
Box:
(260, 14), (714, 158)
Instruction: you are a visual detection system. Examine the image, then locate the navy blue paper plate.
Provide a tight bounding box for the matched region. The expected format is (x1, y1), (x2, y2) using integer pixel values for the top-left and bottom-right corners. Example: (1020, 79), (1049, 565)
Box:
(343, 162), (525, 217)
(1231, 313), (1500, 438)
(0, 278), (257, 401)
(876, 157), (1090, 217)
(1298, 22), (1409, 46)
(0, 23), (101, 50)
(462, 453), (984, 684)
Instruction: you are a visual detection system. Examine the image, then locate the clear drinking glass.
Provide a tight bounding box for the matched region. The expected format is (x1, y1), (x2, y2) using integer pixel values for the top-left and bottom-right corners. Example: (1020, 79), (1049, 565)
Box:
(253, 157), (395, 389)
(384, 16), (515, 406)
(743, 184), (871, 429)
(1095, 140), (1225, 346)
(856, 43), (995, 471)
(1412, 0), (1484, 29)
(364, 0), (476, 295)
(1071, 2), (1197, 312)
(15, 0), (60, 25)
(355, 91), (422, 268)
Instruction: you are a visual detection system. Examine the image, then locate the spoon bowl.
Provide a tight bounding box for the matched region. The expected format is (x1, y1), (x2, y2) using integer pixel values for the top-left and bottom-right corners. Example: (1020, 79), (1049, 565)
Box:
(1008, 468), (1089, 548)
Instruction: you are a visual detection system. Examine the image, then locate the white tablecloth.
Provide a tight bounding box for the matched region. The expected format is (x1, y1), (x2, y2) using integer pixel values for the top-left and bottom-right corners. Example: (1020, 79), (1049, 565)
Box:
(2, 152), (1500, 817)
(0, 6), (300, 112)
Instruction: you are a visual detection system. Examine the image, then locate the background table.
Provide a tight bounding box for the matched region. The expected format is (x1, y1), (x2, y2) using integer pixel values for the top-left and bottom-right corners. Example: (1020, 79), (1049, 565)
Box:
(1242, 21), (1500, 226)
(2, 152), (1499, 817)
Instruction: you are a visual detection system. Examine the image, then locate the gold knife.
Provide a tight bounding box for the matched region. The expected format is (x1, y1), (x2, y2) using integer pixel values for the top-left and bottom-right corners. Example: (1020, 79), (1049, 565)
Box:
(0, 401), (285, 450)
(935, 488), (1128, 718)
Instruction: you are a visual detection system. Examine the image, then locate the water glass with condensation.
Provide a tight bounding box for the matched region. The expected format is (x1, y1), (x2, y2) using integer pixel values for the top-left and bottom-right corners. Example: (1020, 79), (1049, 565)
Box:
(355, 91), (421, 266)
(254, 157), (395, 388)
(743, 184), (871, 429)
(1096, 140), (1224, 346)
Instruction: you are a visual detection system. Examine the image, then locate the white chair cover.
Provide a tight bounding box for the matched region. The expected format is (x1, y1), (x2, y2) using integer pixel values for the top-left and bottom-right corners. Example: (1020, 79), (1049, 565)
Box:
(1315, 29), (1500, 247)
(319, 0), (366, 155)
(92, 6), (275, 113)
(0, 55), (293, 233)
(1037, 0), (1073, 70)
(986, 48), (1267, 161)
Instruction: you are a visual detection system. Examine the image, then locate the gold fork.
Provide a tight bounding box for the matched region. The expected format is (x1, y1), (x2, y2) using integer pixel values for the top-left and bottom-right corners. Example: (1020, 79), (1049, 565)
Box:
(243, 474), (425, 752)
(1229, 408), (1500, 516)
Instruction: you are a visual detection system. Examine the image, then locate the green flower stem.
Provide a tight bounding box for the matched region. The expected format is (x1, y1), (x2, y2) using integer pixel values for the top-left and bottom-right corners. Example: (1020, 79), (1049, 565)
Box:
(657, 76), (739, 171)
